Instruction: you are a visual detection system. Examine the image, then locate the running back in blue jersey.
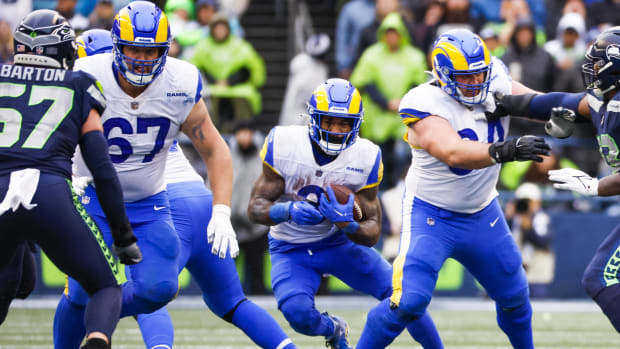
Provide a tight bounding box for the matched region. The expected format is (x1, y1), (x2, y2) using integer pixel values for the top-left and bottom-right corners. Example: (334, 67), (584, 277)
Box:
(0, 64), (105, 177)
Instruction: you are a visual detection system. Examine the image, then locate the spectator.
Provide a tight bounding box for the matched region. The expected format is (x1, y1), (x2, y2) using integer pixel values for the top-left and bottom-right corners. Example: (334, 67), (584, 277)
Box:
(356, 0), (400, 64)
(192, 14), (266, 134)
(587, 0), (620, 31)
(229, 120), (269, 295)
(409, 0), (445, 54)
(544, 12), (587, 72)
(351, 12), (427, 189)
(56, 0), (88, 31)
(480, 25), (506, 57)
(505, 182), (555, 298)
(335, 0), (375, 79)
(545, 0), (587, 40)
(0, 20), (12, 64)
(165, 0), (196, 38)
(279, 33), (330, 126)
(471, 0), (546, 28)
(435, 0), (477, 36)
(501, 18), (556, 93)
(88, 0), (115, 30)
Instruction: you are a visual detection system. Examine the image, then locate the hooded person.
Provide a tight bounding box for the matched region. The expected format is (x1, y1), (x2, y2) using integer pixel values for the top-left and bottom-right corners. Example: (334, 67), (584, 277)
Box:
(191, 13), (266, 133)
(544, 12), (587, 71)
(350, 12), (428, 189)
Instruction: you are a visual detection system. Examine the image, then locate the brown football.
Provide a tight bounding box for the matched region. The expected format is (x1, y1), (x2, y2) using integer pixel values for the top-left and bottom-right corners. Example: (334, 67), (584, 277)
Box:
(328, 184), (363, 221)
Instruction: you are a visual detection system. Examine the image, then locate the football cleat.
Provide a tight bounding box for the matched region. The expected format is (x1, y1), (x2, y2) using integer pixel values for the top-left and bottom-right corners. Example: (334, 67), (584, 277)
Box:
(324, 312), (352, 349)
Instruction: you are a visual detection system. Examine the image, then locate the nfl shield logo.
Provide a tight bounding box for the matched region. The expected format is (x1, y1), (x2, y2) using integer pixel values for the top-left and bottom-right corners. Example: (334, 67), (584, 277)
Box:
(426, 217), (435, 226)
(315, 170), (323, 177)
(131, 102), (139, 110)
(35, 46), (44, 55)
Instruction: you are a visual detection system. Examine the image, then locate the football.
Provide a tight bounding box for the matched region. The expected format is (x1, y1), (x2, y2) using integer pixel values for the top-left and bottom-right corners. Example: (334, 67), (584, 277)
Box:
(328, 184), (363, 221)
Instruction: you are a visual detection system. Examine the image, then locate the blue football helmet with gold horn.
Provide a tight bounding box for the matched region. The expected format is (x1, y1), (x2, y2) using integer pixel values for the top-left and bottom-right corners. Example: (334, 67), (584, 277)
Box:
(431, 29), (492, 105)
(76, 29), (113, 58)
(111, 1), (170, 86)
(307, 78), (364, 155)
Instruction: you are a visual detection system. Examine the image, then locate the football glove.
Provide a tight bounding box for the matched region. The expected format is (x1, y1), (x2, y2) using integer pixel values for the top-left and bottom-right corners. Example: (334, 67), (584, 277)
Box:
(488, 135), (551, 163)
(207, 204), (240, 259)
(548, 168), (599, 196)
(319, 186), (355, 223)
(289, 201), (324, 225)
(71, 176), (92, 197)
(545, 107), (576, 139)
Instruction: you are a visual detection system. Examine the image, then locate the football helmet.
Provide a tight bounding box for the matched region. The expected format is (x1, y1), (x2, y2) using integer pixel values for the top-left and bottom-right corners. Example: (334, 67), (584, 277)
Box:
(76, 29), (113, 58)
(308, 78), (363, 155)
(111, 1), (170, 86)
(582, 26), (620, 98)
(431, 29), (492, 105)
(13, 9), (76, 70)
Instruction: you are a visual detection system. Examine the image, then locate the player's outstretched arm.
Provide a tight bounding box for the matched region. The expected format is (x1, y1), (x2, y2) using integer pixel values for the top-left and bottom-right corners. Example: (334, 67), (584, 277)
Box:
(549, 168), (620, 197)
(182, 99), (239, 259)
(80, 109), (141, 265)
(346, 186), (381, 247)
(412, 116), (497, 169)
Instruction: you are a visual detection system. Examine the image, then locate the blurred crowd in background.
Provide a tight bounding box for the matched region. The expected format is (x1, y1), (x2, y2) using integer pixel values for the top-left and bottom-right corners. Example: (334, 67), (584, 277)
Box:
(2, 0), (620, 295)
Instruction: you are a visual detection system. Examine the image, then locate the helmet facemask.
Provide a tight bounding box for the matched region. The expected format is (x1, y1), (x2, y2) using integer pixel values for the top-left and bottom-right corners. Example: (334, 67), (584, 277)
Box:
(582, 44), (620, 98)
(308, 107), (363, 156)
(113, 40), (169, 86)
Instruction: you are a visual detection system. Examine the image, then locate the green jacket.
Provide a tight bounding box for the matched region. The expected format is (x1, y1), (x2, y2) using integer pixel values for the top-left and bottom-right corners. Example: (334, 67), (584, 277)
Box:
(191, 35), (266, 114)
(350, 12), (428, 143)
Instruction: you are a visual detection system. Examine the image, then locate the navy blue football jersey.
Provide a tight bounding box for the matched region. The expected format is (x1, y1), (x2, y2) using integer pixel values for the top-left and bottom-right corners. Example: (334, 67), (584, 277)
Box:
(0, 64), (105, 178)
(587, 92), (620, 169)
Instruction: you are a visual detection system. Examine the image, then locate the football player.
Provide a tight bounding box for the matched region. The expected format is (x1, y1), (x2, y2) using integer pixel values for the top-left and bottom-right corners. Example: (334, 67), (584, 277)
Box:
(70, 29), (296, 349)
(356, 29), (551, 348)
(0, 10), (141, 349)
(248, 78), (444, 348)
(487, 26), (620, 333)
(52, 2), (238, 348)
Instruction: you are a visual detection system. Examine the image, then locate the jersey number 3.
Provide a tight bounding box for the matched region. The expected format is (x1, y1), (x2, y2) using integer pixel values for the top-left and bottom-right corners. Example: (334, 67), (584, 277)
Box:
(0, 83), (73, 149)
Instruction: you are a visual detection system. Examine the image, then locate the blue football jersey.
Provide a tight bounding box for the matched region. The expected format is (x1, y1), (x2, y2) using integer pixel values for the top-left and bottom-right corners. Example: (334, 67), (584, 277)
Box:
(0, 64), (105, 178)
(587, 92), (620, 169)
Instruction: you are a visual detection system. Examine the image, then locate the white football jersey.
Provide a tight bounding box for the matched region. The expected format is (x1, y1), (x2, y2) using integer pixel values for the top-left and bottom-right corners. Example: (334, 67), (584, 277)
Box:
(165, 140), (203, 184)
(262, 125), (383, 244)
(400, 57), (512, 213)
(73, 53), (202, 201)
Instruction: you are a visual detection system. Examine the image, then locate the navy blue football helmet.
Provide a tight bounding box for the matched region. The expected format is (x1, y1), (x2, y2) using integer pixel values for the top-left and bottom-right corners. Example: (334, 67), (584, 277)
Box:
(582, 26), (620, 98)
(13, 9), (76, 70)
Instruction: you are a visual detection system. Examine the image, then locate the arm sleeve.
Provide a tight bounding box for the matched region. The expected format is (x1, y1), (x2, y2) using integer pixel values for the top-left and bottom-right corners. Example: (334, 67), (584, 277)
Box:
(80, 130), (134, 246)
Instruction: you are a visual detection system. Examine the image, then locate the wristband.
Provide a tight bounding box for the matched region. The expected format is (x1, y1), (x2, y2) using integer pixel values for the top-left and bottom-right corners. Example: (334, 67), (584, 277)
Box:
(341, 221), (360, 234)
(269, 202), (291, 224)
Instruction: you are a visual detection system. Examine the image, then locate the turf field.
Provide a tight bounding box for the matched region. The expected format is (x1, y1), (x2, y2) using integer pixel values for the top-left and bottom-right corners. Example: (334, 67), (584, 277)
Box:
(1, 296), (619, 348)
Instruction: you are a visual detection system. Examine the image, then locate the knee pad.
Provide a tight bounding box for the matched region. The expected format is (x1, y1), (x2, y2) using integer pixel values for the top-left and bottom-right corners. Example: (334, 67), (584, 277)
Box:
(496, 287), (530, 312)
(135, 279), (179, 306)
(280, 294), (318, 334)
(394, 292), (429, 319)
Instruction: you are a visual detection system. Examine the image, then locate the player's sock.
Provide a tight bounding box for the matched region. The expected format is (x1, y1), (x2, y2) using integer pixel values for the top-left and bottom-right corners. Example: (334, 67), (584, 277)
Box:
(80, 337), (108, 349)
(136, 307), (174, 349)
(496, 301), (534, 349)
(405, 310), (444, 348)
(0, 296), (11, 325)
(230, 299), (296, 348)
(592, 283), (620, 332)
(54, 294), (87, 349)
(84, 286), (121, 340)
(357, 299), (407, 349)
(280, 294), (334, 337)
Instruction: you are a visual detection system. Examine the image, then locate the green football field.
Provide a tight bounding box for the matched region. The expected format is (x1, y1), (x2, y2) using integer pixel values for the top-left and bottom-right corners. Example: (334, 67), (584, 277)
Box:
(1, 297), (619, 348)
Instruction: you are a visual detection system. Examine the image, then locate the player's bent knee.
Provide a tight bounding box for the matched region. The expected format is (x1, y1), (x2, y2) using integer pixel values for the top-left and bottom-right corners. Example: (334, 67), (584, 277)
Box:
(280, 295), (317, 334)
(136, 279), (179, 305)
(396, 292), (430, 319)
(496, 287), (530, 311)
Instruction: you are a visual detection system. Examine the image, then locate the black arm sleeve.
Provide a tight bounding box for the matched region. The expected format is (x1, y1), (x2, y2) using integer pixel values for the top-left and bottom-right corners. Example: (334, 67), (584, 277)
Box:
(500, 92), (587, 121)
(80, 131), (135, 247)
(362, 83), (389, 110)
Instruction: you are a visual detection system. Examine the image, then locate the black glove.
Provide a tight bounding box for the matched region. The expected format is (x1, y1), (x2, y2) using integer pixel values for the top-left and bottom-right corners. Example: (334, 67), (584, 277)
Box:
(484, 92), (509, 122)
(111, 224), (142, 265)
(488, 135), (551, 163)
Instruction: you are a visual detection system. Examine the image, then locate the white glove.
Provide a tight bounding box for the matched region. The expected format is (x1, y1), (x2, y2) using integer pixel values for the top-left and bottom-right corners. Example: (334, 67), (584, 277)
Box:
(207, 204), (240, 259)
(71, 176), (92, 197)
(545, 107), (576, 139)
(548, 168), (599, 196)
